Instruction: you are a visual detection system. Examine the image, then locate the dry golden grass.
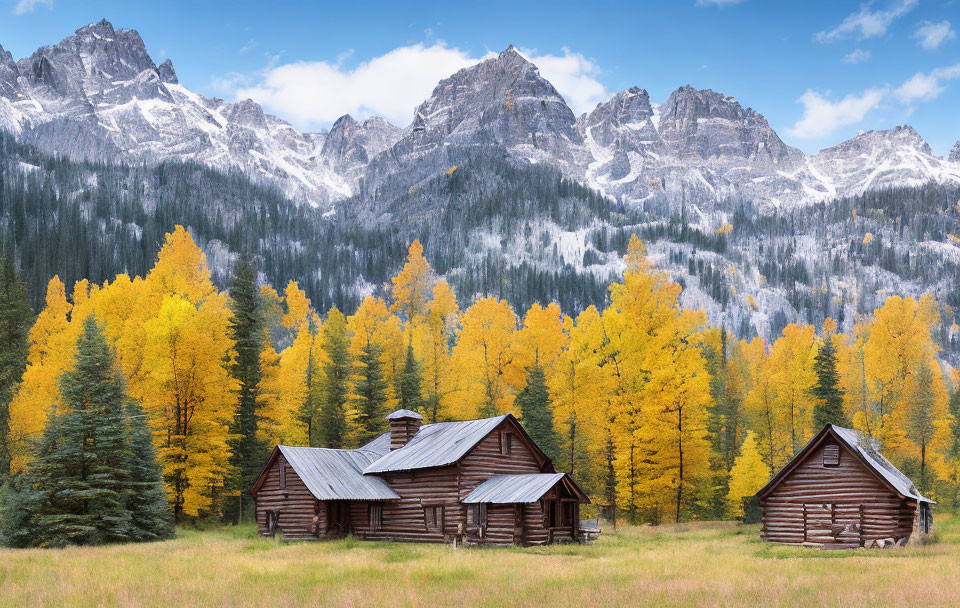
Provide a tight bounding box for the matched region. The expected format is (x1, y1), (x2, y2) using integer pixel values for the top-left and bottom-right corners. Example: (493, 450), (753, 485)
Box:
(1, 516), (959, 607)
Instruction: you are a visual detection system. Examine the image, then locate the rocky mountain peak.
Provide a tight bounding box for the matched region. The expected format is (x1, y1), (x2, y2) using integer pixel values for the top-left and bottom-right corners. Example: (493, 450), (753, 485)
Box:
(407, 45), (579, 155)
(323, 113), (402, 173)
(580, 86), (661, 153)
(658, 85), (799, 164)
(0, 43), (18, 98)
(229, 98), (268, 129)
(157, 58), (177, 84)
(819, 125), (932, 158)
(951, 141), (960, 163)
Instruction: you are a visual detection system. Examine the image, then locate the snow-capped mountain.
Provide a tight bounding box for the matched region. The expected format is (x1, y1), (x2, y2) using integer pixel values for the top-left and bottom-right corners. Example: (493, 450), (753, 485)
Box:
(0, 20), (401, 207)
(4, 21), (960, 349)
(1, 22), (958, 215)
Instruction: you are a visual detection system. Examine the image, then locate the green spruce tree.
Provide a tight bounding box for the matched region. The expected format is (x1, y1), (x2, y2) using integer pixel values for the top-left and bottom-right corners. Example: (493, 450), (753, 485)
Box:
(319, 308), (350, 448)
(0, 256), (33, 481)
(299, 344), (323, 447)
(224, 257), (267, 523)
(515, 365), (559, 460)
(398, 344), (424, 414)
(2, 317), (133, 547)
(124, 401), (175, 542)
(812, 339), (849, 429)
(353, 342), (389, 446)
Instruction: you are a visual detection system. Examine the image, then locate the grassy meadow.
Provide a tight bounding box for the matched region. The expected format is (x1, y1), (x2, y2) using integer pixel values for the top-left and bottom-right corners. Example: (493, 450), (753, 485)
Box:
(2, 516), (959, 607)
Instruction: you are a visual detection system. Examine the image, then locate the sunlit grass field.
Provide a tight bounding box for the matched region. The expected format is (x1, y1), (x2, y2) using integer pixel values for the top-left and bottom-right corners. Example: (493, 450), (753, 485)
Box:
(2, 515), (959, 607)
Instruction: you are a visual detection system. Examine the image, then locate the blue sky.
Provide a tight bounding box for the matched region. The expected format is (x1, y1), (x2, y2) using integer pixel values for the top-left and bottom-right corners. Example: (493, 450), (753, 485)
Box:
(1, 0), (958, 154)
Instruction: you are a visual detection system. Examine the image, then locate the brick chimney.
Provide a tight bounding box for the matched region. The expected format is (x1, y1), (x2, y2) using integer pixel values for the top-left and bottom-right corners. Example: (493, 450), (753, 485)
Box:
(387, 409), (423, 450)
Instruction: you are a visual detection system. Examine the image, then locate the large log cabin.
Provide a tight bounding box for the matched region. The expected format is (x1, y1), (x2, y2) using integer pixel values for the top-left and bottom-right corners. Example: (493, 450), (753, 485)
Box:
(249, 409), (590, 545)
(756, 424), (935, 548)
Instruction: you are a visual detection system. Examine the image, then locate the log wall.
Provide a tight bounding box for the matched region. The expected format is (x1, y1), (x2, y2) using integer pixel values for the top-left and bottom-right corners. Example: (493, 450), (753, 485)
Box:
(760, 441), (916, 547)
(254, 454), (319, 541)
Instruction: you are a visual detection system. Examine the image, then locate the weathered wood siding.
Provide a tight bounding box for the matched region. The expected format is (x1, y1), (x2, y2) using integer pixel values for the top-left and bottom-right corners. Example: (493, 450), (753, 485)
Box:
(760, 441), (916, 546)
(459, 419), (551, 545)
(363, 466), (459, 543)
(254, 454), (318, 540)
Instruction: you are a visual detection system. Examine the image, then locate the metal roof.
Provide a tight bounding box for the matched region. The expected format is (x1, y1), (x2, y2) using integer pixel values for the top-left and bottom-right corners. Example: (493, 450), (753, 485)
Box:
(363, 414), (509, 474)
(359, 432), (391, 457)
(386, 409), (423, 420)
(462, 473), (566, 504)
(831, 425), (934, 504)
(278, 445), (400, 501)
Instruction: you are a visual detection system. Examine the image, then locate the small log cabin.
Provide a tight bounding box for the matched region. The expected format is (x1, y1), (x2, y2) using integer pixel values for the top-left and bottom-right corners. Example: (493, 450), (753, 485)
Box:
(250, 409), (590, 545)
(756, 424), (935, 549)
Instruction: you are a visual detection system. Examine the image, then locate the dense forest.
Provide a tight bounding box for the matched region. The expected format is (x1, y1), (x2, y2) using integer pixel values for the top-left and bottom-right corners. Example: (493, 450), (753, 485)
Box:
(2, 226), (959, 543)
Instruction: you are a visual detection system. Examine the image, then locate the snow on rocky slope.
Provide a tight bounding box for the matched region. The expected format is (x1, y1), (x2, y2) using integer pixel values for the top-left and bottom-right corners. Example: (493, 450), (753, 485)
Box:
(2, 22), (958, 216)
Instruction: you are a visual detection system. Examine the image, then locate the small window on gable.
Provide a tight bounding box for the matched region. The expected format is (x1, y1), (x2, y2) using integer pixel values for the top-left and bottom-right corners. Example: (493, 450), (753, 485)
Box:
(501, 432), (513, 455)
(279, 462), (286, 489)
(822, 443), (840, 467)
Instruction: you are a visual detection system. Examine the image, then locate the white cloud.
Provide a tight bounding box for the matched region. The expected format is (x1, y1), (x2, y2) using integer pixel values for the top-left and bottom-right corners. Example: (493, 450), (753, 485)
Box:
(789, 62), (960, 138)
(694, 0), (744, 6)
(912, 20), (956, 50)
(895, 64), (960, 102)
(787, 88), (887, 139)
(12, 0), (52, 15)
(815, 0), (917, 42)
(226, 43), (609, 130)
(843, 49), (872, 64)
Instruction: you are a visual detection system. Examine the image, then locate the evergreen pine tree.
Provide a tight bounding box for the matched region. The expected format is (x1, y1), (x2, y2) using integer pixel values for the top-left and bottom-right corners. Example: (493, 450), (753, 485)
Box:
(3, 317), (133, 547)
(0, 256), (33, 481)
(812, 339), (849, 428)
(124, 400), (175, 542)
(515, 365), (559, 459)
(353, 342), (389, 446)
(398, 344), (424, 414)
(224, 257), (267, 523)
(319, 309), (350, 448)
(299, 345), (323, 447)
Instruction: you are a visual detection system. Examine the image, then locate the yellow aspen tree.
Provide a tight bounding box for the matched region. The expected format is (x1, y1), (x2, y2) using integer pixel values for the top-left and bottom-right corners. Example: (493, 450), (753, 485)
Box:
(768, 324), (818, 454)
(865, 296), (942, 444)
(550, 305), (609, 491)
(742, 337), (791, 475)
(6, 276), (73, 472)
(449, 298), (517, 419)
(505, 302), (569, 390)
(419, 280), (459, 422)
(130, 226), (239, 519)
(727, 431), (770, 516)
(390, 240), (435, 325)
(140, 293), (238, 519)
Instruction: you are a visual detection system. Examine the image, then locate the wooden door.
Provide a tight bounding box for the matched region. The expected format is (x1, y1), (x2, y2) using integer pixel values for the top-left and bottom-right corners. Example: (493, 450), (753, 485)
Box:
(328, 502), (350, 538)
(803, 503), (836, 544)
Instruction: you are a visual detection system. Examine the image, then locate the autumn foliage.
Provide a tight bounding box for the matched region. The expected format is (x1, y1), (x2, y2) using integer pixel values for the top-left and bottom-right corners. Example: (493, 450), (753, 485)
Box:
(7, 230), (960, 523)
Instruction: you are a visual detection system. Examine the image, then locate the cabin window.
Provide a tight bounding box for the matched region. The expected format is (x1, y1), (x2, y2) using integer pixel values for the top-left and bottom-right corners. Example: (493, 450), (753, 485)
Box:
(265, 510), (278, 536)
(467, 503), (487, 529)
(279, 462), (286, 489)
(369, 503), (383, 531)
(562, 502), (575, 527)
(500, 432), (513, 455)
(424, 505), (442, 531)
(822, 443), (840, 467)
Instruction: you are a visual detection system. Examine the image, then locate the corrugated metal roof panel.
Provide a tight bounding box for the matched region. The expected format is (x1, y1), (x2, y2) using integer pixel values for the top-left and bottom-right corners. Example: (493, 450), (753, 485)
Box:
(359, 432), (391, 457)
(831, 425), (934, 504)
(462, 473), (566, 504)
(278, 445), (400, 501)
(363, 415), (509, 474)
